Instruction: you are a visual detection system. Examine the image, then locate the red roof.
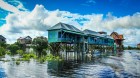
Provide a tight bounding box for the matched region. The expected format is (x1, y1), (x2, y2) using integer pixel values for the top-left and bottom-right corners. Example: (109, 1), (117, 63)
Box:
(118, 35), (124, 39)
(110, 32), (124, 40)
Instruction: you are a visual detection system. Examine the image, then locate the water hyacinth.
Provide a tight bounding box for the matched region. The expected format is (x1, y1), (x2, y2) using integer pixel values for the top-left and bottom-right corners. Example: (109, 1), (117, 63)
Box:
(37, 54), (63, 63)
(16, 61), (20, 65)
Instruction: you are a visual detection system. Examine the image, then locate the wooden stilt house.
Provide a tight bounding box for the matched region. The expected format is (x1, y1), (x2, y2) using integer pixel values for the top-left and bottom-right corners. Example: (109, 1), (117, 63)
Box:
(48, 22), (114, 53)
(48, 22), (84, 43)
(110, 32), (124, 51)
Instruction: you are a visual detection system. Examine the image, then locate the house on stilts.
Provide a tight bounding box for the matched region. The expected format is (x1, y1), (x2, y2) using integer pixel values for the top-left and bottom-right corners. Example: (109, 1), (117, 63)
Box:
(47, 22), (115, 60)
(110, 32), (124, 51)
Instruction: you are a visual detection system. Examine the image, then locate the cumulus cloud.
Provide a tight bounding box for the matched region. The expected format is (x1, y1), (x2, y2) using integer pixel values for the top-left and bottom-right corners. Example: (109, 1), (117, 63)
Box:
(0, 5), (83, 43)
(0, 4), (140, 46)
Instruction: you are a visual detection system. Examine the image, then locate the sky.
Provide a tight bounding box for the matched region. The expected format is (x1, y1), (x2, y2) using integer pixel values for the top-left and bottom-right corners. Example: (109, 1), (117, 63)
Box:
(0, 0), (140, 47)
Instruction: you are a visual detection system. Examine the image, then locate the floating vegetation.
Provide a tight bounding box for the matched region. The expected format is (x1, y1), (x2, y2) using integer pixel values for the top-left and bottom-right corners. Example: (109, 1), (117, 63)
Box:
(11, 58), (15, 61)
(5, 51), (11, 55)
(37, 54), (63, 63)
(16, 61), (20, 65)
(3, 60), (10, 62)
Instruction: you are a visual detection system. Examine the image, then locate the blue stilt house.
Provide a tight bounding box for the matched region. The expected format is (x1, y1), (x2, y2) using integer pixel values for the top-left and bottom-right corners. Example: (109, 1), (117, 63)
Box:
(48, 22), (84, 43)
(48, 22), (114, 52)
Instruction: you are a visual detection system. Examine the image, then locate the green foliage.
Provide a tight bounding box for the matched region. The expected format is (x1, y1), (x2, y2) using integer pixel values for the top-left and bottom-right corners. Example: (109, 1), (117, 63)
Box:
(16, 61), (20, 65)
(22, 54), (30, 61)
(14, 42), (26, 51)
(29, 53), (37, 59)
(16, 50), (24, 55)
(32, 36), (48, 56)
(19, 53), (37, 61)
(38, 56), (46, 63)
(0, 42), (7, 48)
(124, 46), (139, 50)
(49, 43), (61, 56)
(5, 51), (11, 55)
(7, 44), (20, 55)
(0, 47), (6, 56)
(37, 54), (62, 63)
(42, 49), (47, 56)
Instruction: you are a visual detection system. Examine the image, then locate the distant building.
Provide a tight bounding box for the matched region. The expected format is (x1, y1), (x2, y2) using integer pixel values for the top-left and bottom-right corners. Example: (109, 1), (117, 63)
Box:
(110, 32), (124, 50)
(0, 35), (6, 43)
(17, 36), (32, 44)
(137, 43), (140, 49)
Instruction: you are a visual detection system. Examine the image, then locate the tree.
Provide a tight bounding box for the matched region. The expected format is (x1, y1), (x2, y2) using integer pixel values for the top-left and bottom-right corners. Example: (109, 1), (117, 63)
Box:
(127, 46), (132, 50)
(0, 47), (6, 56)
(0, 42), (7, 49)
(7, 44), (20, 55)
(14, 42), (26, 51)
(32, 36), (48, 57)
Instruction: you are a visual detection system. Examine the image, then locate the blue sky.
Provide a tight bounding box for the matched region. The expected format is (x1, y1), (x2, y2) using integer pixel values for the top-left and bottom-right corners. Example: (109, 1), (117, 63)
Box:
(0, 0), (140, 46)
(0, 0), (140, 26)
(23, 0), (140, 16)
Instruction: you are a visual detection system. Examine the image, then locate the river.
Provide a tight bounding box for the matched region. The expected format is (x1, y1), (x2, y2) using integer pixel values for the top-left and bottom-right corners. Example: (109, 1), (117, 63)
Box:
(0, 50), (140, 78)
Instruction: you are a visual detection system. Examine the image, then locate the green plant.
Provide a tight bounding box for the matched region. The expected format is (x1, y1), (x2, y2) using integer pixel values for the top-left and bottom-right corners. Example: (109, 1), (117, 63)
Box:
(29, 53), (37, 59)
(32, 36), (48, 57)
(0, 47), (6, 56)
(16, 50), (24, 55)
(38, 56), (46, 63)
(7, 44), (20, 55)
(6, 51), (11, 55)
(16, 61), (20, 65)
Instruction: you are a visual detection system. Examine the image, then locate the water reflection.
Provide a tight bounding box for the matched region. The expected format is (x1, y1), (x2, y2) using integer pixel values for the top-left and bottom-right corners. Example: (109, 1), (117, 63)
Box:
(0, 50), (140, 78)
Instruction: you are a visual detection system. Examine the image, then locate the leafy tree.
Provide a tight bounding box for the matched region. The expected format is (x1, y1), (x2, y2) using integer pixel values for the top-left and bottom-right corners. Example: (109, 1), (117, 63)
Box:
(7, 44), (20, 55)
(14, 42), (26, 51)
(0, 47), (6, 56)
(0, 42), (7, 48)
(32, 36), (48, 57)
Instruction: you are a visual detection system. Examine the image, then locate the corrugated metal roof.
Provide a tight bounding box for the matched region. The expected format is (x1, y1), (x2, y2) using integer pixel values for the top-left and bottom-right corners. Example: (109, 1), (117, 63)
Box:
(83, 29), (101, 37)
(0, 35), (6, 39)
(106, 35), (114, 39)
(48, 22), (82, 33)
(18, 36), (32, 40)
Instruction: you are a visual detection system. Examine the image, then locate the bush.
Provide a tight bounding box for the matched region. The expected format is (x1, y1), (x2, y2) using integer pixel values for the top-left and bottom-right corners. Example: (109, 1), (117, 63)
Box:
(29, 53), (37, 59)
(16, 50), (24, 55)
(6, 51), (11, 55)
(0, 47), (6, 56)
(16, 61), (20, 65)
(7, 44), (20, 55)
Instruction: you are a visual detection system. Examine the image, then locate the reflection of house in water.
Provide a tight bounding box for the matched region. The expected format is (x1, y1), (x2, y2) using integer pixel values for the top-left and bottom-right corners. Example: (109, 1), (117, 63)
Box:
(0, 35), (6, 43)
(17, 36), (32, 44)
(110, 32), (124, 51)
(137, 43), (140, 49)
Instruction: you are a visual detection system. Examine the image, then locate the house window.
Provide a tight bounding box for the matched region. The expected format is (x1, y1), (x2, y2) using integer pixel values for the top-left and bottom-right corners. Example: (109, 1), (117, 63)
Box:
(2, 39), (4, 41)
(58, 32), (61, 38)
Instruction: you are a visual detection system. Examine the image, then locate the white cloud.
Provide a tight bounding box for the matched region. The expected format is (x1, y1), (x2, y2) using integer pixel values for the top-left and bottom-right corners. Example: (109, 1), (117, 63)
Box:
(0, 0), (27, 13)
(81, 0), (96, 6)
(0, 5), (83, 43)
(0, 4), (140, 47)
